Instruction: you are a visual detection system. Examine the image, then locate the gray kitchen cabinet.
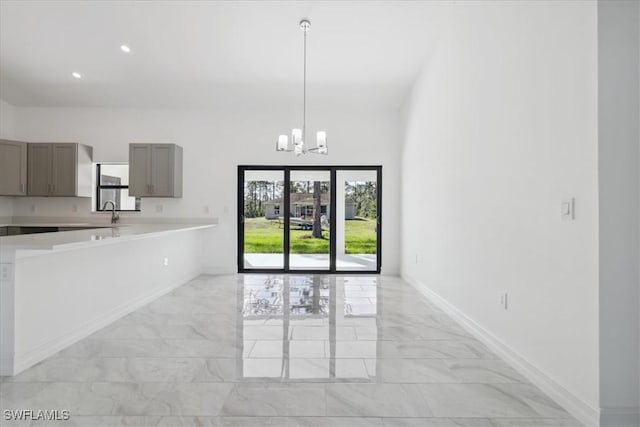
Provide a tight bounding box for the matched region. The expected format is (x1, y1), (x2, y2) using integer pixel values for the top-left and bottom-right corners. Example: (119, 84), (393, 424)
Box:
(27, 143), (93, 197)
(129, 144), (183, 197)
(0, 140), (28, 196)
(129, 144), (151, 196)
(26, 144), (51, 196)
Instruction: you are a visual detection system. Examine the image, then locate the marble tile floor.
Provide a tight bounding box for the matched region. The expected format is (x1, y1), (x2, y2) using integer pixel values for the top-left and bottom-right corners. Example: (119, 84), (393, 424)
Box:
(0, 274), (583, 427)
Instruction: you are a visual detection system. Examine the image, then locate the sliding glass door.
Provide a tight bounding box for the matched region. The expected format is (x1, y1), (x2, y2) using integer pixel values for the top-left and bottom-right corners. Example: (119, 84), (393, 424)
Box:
(240, 170), (285, 270)
(238, 166), (381, 273)
(289, 170), (331, 271)
(336, 170), (379, 271)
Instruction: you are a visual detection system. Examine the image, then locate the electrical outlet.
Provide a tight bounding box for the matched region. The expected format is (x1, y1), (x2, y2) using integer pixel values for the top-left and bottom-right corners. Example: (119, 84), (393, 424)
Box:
(156, 204), (164, 213)
(30, 205), (36, 213)
(203, 205), (210, 215)
(415, 254), (419, 264)
(72, 204), (78, 213)
(163, 257), (169, 266)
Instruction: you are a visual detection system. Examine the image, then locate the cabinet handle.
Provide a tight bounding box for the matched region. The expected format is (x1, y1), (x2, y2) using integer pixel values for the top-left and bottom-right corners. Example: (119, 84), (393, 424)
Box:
(20, 183), (24, 193)
(150, 184), (154, 194)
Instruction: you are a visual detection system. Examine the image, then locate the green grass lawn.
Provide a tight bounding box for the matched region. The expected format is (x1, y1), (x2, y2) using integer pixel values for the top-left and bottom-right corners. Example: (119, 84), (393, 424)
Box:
(343, 218), (378, 254)
(243, 217), (376, 254)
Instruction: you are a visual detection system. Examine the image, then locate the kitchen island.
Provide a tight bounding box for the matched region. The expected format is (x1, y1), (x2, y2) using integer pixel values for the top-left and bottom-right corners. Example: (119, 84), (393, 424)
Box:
(0, 222), (215, 376)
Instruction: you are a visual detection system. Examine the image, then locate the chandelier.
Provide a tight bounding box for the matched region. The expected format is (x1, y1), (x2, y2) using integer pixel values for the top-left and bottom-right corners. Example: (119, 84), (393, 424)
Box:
(276, 19), (327, 156)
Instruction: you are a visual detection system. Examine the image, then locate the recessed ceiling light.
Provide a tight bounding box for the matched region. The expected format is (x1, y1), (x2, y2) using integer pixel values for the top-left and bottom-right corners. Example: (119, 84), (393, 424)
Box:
(71, 72), (82, 79)
(120, 45), (131, 53)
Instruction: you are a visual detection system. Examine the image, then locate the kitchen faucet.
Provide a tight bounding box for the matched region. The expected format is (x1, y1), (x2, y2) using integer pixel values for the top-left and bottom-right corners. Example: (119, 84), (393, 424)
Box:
(102, 200), (120, 224)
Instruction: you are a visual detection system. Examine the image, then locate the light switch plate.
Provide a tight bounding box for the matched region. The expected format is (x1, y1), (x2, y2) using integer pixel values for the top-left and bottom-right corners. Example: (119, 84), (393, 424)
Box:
(561, 198), (575, 220)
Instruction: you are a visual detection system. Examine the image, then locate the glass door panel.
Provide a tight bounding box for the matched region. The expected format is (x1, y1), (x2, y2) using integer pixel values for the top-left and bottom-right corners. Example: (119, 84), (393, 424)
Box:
(243, 170), (285, 269)
(335, 170), (378, 271)
(289, 170), (331, 270)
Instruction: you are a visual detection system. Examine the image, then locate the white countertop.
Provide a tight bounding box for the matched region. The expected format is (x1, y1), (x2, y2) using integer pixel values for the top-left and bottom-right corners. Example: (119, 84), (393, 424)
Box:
(0, 223), (215, 251)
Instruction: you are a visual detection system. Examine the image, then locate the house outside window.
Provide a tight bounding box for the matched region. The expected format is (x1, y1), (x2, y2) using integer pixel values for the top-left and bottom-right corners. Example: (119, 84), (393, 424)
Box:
(96, 163), (141, 211)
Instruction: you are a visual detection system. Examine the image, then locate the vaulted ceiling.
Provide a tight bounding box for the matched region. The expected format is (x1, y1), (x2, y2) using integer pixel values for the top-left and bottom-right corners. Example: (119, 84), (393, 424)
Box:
(0, 1), (444, 109)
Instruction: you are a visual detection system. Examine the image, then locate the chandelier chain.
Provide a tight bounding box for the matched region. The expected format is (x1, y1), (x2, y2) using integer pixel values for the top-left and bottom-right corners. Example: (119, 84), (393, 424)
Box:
(303, 27), (307, 143)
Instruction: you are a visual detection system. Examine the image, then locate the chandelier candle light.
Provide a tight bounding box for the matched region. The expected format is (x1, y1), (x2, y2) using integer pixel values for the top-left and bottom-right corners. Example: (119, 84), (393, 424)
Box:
(276, 19), (328, 156)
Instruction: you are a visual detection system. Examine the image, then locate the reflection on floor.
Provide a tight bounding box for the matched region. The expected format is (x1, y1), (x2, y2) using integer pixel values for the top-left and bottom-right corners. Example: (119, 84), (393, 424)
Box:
(244, 254), (377, 270)
(242, 276), (377, 381)
(0, 275), (582, 426)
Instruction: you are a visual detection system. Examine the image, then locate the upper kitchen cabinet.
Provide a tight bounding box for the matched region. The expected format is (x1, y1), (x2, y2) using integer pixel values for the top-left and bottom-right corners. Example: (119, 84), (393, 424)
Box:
(27, 143), (93, 197)
(0, 140), (28, 196)
(129, 144), (183, 198)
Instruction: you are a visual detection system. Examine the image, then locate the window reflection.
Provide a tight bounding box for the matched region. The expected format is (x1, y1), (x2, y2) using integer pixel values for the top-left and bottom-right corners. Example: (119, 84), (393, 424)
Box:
(240, 275), (379, 382)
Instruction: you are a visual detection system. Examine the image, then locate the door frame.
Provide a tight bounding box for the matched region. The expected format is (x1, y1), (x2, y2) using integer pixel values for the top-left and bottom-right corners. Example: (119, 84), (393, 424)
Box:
(237, 165), (382, 274)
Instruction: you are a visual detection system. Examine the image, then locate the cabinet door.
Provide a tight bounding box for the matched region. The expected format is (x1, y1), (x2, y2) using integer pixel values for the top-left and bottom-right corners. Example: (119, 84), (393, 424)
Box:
(0, 140), (27, 195)
(150, 145), (175, 196)
(129, 144), (151, 196)
(28, 144), (52, 196)
(51, 144), (78, 196)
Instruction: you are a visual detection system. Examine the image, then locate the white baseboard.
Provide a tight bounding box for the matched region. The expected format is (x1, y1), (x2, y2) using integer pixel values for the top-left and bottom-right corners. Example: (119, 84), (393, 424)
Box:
(403, 273), (599, 427)
(202, 267), (236, 276)
(11, 271), (200, 376)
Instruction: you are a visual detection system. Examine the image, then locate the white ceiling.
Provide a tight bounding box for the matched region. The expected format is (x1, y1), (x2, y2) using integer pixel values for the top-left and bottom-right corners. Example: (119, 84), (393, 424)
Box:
(0, 1), (445, 109)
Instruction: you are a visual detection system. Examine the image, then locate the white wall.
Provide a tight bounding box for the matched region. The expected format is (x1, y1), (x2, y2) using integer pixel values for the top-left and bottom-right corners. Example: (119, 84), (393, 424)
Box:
(11, 106), (401, 274)
(0, 99), (18, 217)
(0, 199), (13, 219)
(400, 1), (599, 424)
(0, 99), (18, 139)
(598, 1), (640, 426)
